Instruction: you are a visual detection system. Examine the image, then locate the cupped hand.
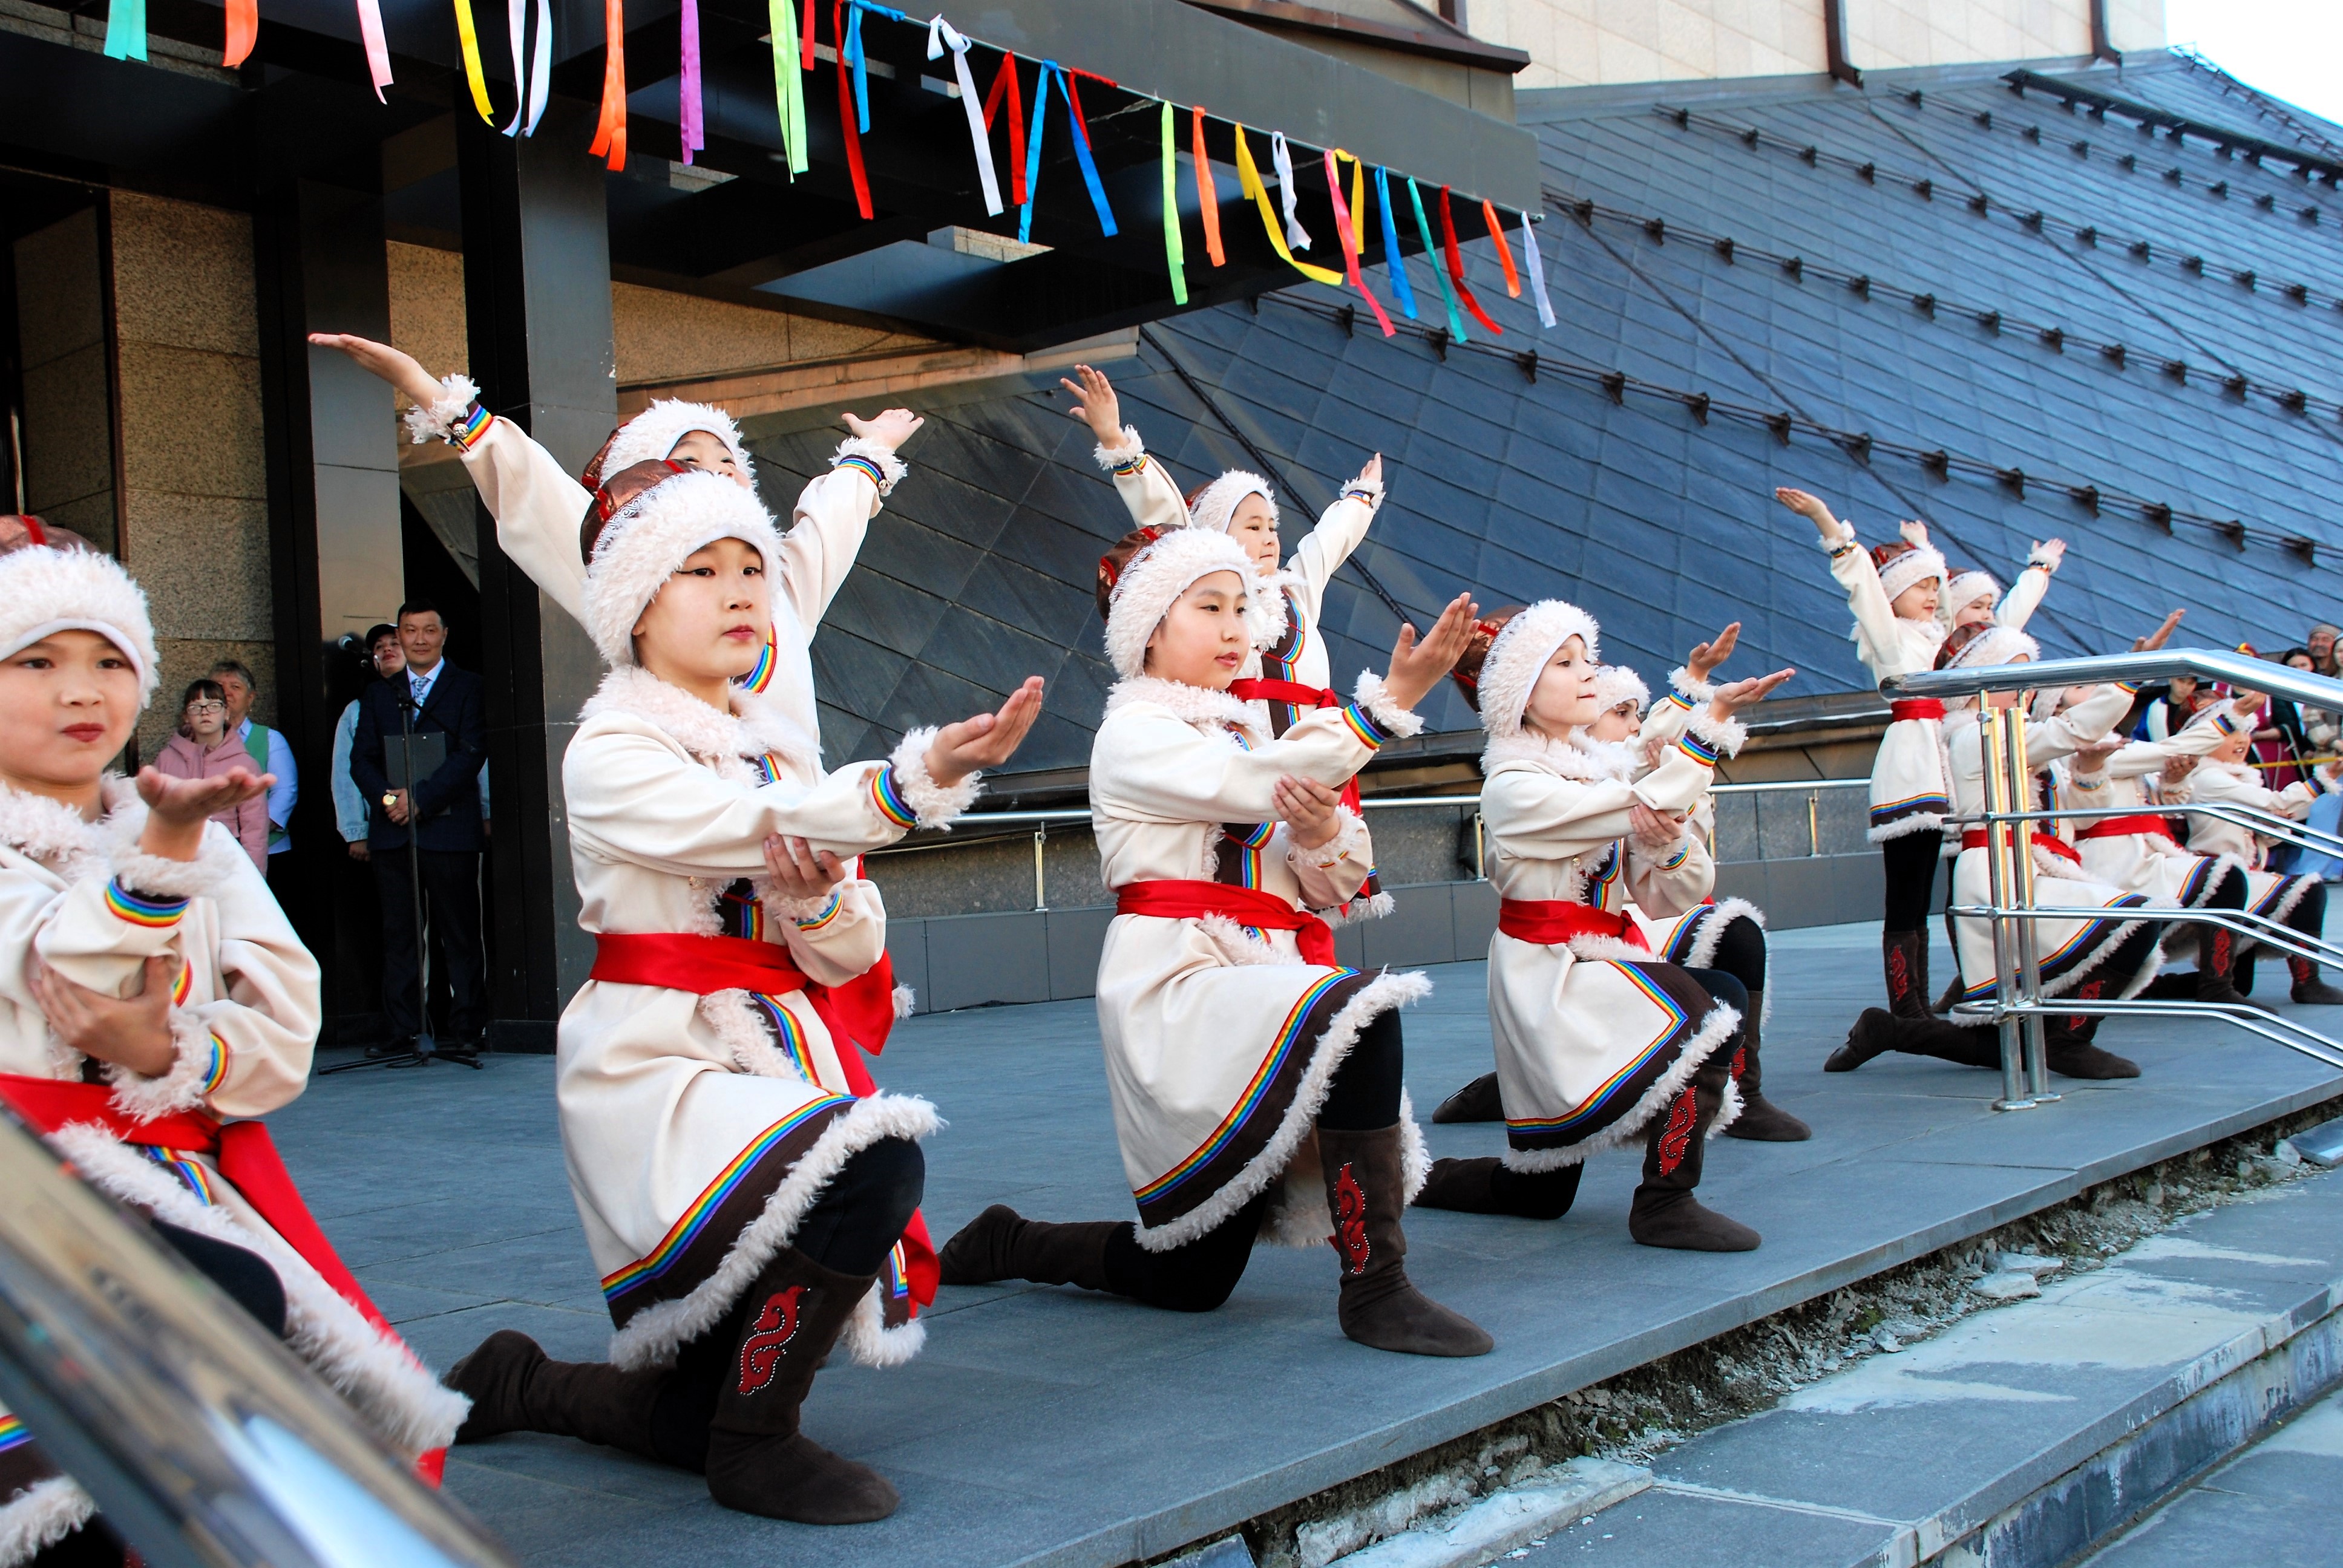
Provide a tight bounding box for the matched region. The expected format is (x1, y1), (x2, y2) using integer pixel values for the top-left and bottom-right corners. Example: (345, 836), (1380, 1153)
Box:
(307, 333), (444, 408)
(762, 835), (847, 901)
(1273, 774), (1344, 851)
(1059, 365), (1124, 446)
(1898, 518), (1931, 548)
(1773, 488), (1846, 540)
(2069, 737), (2124, 771)
(1627, 802), (1688, 854)
(1381, 592), (1481, 713)
(1707, 667), (1795, 721)
(842, 408), (924, 453)
(136, 765), (269, 862)
(926, 677), (1046, 789)
(1686, 621), (1740, 684)
(28, 951), (177, 1077)
(2132, 609), (2184, 652)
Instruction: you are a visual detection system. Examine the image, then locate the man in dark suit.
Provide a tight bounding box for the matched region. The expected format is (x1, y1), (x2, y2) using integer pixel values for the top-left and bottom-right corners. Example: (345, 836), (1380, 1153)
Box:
(350, 598), (490, 1057)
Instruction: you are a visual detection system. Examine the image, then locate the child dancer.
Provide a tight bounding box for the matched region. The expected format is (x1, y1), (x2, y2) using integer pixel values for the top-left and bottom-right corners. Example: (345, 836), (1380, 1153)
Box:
(2174, 714), (2343, 1004)
(1777, 488), (1949, 1022)
(1410, 606), (1789, 1249)
(1829, 624), (2166, 1080)
(1941, 540), (2062, 631)
(939, 529), (1490, 1355)
(0, 531), (463, 1564)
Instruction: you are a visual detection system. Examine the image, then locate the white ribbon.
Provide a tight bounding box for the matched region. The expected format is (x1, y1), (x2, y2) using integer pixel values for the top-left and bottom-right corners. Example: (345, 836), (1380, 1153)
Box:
(502, 0), (526, 134)
(1270, 131), (1312, 251)
(503, 0), (551, 136)
(927, 15), (1003, 216)
(1521, 211), (1556, 328)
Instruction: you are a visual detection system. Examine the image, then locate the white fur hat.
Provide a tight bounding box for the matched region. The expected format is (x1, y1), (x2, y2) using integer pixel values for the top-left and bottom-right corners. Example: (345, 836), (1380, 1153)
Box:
(1474, 599), (1601, 739)
(1873, 540), (1948, 604)
(1594, 664), (1648, 716)
(0, 544), (160, 705)
(598, 399), (753, 484)
(1936, 621), (2039, 674)
(582, 469), (785, 668)
(1185, 470), (1279, 535)
(1099, 526), (1283, 680)
(1942, 568), (1999, 622)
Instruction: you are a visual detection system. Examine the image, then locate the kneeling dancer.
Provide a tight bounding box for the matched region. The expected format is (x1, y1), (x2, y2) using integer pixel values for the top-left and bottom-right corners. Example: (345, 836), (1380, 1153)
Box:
(940, 528), (1490, 1355)
(2173, 716), (2343, 1004)
(0, 532), (463, 1565)
(1414, 604), (1787, 1250)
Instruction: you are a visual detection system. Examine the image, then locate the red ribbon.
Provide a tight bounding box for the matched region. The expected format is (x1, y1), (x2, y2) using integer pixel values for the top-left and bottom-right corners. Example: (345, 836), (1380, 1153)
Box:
(1227, 678), (1365, 815)
(1889, 699), (1947, 721)
(586, 0), (627, 170)
(799, 0), (816, 68)
(221, 0), (255, 65)
(2077, 814), (2180, 843)
(1116, 881), (1337, 967)
(1497, 899), (1649, 949)
(1481, 198), (1521, 298)
(0, 1074), (444, 1485)
(1193, 106), (1224, 266)
(832, 1), (873, 218)
(1961, 828), (2083, 864)
(981, 53), (1027, 205)
(1326, 150), (1395, 336)
(1437, 185), (1502, 336)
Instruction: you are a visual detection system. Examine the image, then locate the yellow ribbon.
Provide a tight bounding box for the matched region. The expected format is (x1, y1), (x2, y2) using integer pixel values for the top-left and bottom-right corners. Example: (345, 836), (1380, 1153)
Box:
(1235, 125), (1343, 286)
(453, 0), (496, 123)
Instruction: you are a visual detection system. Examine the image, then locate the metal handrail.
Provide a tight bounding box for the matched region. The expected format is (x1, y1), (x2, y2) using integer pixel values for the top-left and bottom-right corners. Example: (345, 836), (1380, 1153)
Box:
(1885, 645), (2343, 710)
(1945, 799), (2343, 861)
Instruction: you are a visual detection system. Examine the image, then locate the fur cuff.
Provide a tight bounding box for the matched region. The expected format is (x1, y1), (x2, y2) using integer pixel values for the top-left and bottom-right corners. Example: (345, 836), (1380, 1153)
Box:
(108, 835), (244, 902)
(106, 1010), (221, 1120)
(885, 728), (982, 828)
(1289, 807), (1371, 874)
(1093, 427), (1145, 470)
(0, 1478), (96, 1566)
(402, 373), (481, 445)
(1351, 671), (1424, 739)
(1667, 665), (1716, 704)
(1678, 705), (1748, 757)
(832, 437), (907, 497)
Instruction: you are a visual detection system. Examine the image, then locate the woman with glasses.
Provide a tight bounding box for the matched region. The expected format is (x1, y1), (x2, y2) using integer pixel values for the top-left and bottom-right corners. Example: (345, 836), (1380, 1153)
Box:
(156, 679), (269, 870)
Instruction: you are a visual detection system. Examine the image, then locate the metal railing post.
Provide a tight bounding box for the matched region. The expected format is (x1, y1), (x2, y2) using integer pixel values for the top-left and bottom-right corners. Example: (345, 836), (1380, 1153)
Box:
(1473, 812), (1486, 880)
(1981, 707), (2034, 1111)
(1032, 824), (1048, 912)
(2006, 708), (2057, 1103)
(1807, 791), (1820, 857)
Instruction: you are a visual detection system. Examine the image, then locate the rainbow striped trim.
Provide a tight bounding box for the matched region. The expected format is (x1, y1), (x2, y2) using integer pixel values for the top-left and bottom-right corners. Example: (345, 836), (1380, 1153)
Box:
(2114, 680), (2141, 695)
(450, 402), (494, 452)
(601, 1097), (851, 1303)
(1340, 702), (1391, 750)
(1110, 450), (1151, 478)
(1506, 962), (1688, 1134)
(1665, 691), (1695, 712)
(2212, 711), (2240, 736)
(1958, 893), (2151, 1001)
(719, 881), (768, 942)
(1585, 844), (1624, 910)
(833, 453), (886, 490)
(106, 880), (188, 927)
(0, 1413), (27, 1453)
(171, 961), (193, 1006)
(735, 624), (781, 695)
(145, 1144), (219, 1206)
(883, 1238), (913, 1299)
(795, 892), (845, 931)
(1340, 486), (1378, 505)
(750, 995), (816, 1078)
(1656, 844), (1690, 871)
(1676, 732), (1720, 767)
(198, 1032), (229, 1097)
(869, 765), (919, 829)
(1135, 969), (1356, 1205)
(1870, 790), (1948, 825)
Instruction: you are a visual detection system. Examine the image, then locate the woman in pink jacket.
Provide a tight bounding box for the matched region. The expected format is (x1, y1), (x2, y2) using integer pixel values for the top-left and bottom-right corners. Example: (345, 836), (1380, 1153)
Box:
(155, 679), (269, 869)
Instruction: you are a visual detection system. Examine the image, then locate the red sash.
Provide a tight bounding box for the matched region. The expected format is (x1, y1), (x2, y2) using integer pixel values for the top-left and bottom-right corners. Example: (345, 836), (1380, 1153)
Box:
(2077, 814), (2179, 843)
(586, 933), (936, 1310)
(1889, 699), (1947, 722)
(0, 1074), (444, 1485)
(1227, 677), (1366, 815)
(1115, 880), (1337, 967)
(1960, 828), (2083, 864)
(1497, 898), (1651, 950)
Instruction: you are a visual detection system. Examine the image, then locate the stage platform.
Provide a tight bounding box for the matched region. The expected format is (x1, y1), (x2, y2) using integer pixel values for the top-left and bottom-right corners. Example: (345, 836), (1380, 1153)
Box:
(277, 920), (2343, 1567)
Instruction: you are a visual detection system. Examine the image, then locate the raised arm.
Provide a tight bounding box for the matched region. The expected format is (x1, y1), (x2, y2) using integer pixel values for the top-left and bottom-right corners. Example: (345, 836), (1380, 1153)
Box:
(775, 409), (922, 633)
(1776, 488), (1902, 664)
(1285, 454), (1384, 617)
(1066, 364), (1190, 535)
(1995, 540), (2062, 631)
(1092, 682), (1412, 825)
(2025, 683), (2135, 765)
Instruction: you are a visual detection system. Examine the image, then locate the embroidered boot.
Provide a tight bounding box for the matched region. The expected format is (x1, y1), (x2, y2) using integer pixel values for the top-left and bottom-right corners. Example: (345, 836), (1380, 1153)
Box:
(1883, 931), (1930, 1021)
(1720, 993), (1810, 1141)
(936, 1204), (1118, 1290)
(1430, 1071), (1504, 1124)
(1627, 1059), (1759, 1251)
(2195, 926), (2253, 1008)
(1412, 1157), (1583, 1219)
(2288, 955), (2343, 1005)
(1316, 1125), (1493, 1356)
(446, 1330), (675, 1463)
(703, 1247), (898, 1524)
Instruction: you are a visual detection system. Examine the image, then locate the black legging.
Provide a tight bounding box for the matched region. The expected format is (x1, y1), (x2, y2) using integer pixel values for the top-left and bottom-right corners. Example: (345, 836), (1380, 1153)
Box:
(1100, 1007), (1406, 1313)
(1696, 915), (1767, 998)
(1882, 830), (1944, 935)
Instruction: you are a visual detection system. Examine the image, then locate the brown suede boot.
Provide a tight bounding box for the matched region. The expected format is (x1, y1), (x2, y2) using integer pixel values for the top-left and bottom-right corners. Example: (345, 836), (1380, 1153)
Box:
(1430, 1071), (1504, 1124)
(1827, 1007), (2001, 1071)
(936, 1204), (1118, 1290)
(445, 1330), (670, 1462)
(2287, 955), (2343, 1005)
(1412, 1156), (1583, 1219)
(1883, 931), (1929, 1021)
(1317, 1125), (1493, 1356)
(2195, 927), (2252, 1008)
(703, 1247), (899, 1524)
(2042, 997), (2141, 1079)
(1627, 1060), (1760, 1252)
(1719, 994), (1810, 1141)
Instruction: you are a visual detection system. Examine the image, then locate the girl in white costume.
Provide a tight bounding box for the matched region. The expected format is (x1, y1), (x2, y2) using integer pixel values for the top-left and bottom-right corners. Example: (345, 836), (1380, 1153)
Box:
(940, 528), (1492, 1356)
(316, 335), (1046, 1524)
(0, 529), (462, 1567)
(1829, 622), (2167, 1080)
(1410, 605), (1788, 1250)
(2171, 715), (2343, 1005)
(1940, 540), (2062, 632)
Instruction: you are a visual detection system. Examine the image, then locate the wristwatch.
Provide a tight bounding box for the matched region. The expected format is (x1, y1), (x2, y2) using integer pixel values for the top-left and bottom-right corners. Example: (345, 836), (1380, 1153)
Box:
(382, 793), (398, 808)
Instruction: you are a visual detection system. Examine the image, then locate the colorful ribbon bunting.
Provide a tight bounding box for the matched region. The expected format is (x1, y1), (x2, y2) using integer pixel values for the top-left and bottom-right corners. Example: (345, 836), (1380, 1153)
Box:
(1405, 177), (1467, 342)
(1191, 106), (1224, 267)
(678, 0), (704, 163)
(588, 0), (626, 168)
(356, 0), (393, 100)
(926, 15), (998, 214)
(1437, 185), (1502, 335)
(1342, 154), (1365, 258)
(1236, 126), (1342, 286)
(1268, 131), (1311, 252)
(833, 1), (873, 217)
(503, 0), (551, 136)
(1161, 102), (1187, 306)
(221, 0), (255, 67)
(1520, 210), (1556, 328)
(1017, 62), (1116, 242)
(1325, 150), (1392, 335)
(1374, 166), (1418, 320)
(981, 53), (1026, 206)
(1481, 198), (1519, 296)
(844, 1), (909, 133)
(103, 0), (146, 60)
(452, 0), (496, 122)
(770, 0), (807, 175)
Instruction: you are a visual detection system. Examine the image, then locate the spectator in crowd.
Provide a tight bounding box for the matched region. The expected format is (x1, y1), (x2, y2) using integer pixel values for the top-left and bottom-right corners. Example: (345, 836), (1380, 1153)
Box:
(2308, 623), (2339, 678)
(154, 678), (269, 869)
(2242, 644), (2305, 791)
(211, 657), (298, 886)
(335, 623), (491, 862)
(2134, 671), (2209, 741)
(349, 599), (490, 1056)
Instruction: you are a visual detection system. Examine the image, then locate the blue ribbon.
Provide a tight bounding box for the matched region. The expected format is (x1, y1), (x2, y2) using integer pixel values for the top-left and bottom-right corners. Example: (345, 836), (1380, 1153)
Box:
(1018, 61), (1051, 243)
(1375, 166), (1418, 321)
(1018, 61), (1119, 243)
(845, 0), (907, 134)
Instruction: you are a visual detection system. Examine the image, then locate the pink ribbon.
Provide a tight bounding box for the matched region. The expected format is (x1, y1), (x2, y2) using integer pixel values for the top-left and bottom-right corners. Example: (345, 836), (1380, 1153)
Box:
(680, 0), (704, 163)
(356, 0), (393, 100)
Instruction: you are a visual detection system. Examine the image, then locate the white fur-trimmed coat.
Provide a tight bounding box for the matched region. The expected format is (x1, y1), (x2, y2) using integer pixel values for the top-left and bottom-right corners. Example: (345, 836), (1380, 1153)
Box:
(2063, 715), (2246, 909)
(1826, 538), (1953, 843)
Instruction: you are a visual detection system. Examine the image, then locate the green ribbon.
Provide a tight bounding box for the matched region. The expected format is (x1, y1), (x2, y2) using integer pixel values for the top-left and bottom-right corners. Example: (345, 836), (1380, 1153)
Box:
(1406, 176), (1467, 345)
(770, 0), (807, 175)
(1162, 101), (1188, 306)
(103, 0), (146, 60)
